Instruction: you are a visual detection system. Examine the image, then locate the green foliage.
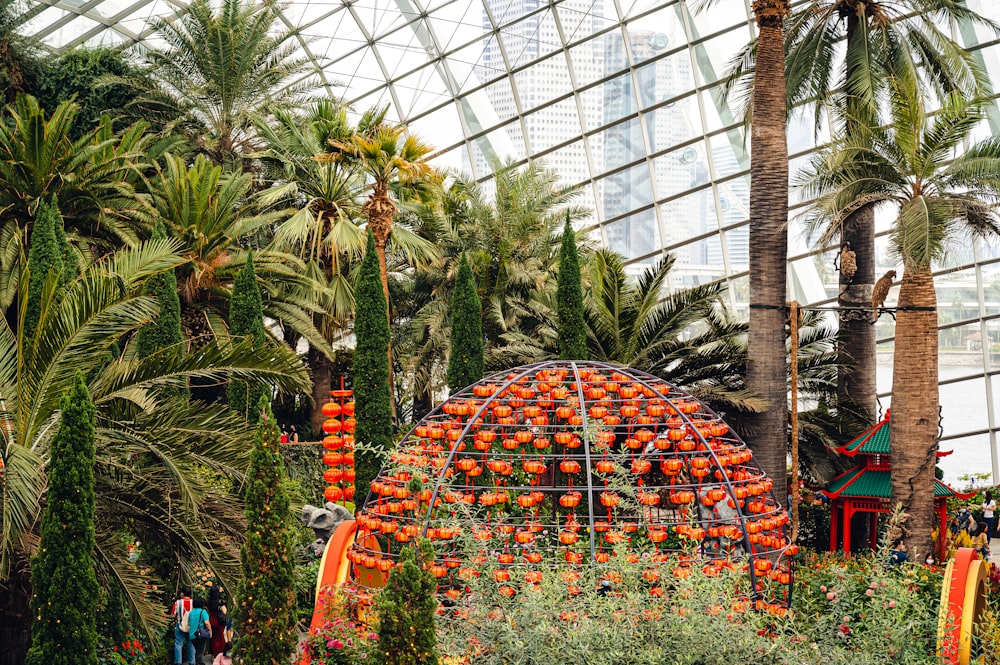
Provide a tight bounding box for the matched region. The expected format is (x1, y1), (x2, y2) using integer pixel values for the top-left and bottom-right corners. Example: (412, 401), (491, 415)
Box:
(437, 551), (942, 665)
(136, 221), (185, 398)
(0, 0), (45, 103)
(375, 544), (439, 665)
(236, 396), (296, 665)
(228, 252), (268, 423)
(36, 47), (140, 139)
(556, 216), (587, 360)
(446, 254), (483, 393)
(352, 232), (393, 504)
(27, 373), (99, 665)
(24, 196), (68, 340)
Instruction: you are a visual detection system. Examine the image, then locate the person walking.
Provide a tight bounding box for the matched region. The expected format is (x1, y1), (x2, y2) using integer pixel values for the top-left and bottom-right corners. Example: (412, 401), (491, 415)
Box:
(212, 642), (234, 665)
(172, 586), (194, 665)
(189, 597), (212, 664)
(982, 490), (996, 541)
(207, 586), (228, 658)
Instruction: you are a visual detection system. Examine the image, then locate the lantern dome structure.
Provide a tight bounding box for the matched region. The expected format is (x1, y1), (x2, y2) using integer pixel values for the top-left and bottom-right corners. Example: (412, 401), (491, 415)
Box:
(348, 361), (795, 609)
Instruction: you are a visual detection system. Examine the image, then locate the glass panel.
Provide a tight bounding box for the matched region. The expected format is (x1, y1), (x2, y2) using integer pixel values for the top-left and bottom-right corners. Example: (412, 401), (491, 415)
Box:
(525, 97), (580, 154)
(604, 208), (660, 261)
(938, 434), (991, 488)
(594, 117), (644, 176)
(647, 94), (701, 152)
(941, 376), (989, 436)
(671, 237), (727, 286)
(543, 140), (592, 189)
(658, 188), (716, 248)
(482, 76), (519, 123)
(579, 73), (637, 131)
(636, 51), (695, 110)
(513, 52), (573, 113)
(597, 162), (654, 220)
(652, 141), (708, 201)
(570, 31), (621, 89)
(722, 225), (749, 273)
(465, 120), (527, 176)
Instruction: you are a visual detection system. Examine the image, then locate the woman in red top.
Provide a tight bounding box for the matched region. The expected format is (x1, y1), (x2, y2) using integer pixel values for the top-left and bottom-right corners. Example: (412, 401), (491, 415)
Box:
(207, 586), (228, 658)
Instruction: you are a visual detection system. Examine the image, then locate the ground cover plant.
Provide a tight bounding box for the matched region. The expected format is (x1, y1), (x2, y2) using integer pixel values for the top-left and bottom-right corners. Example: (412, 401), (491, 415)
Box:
(431, 550), (944, 665)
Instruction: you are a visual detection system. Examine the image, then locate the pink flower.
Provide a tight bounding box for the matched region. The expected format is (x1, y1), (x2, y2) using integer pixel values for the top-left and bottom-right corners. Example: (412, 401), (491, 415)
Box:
(331, 639), (345, 650)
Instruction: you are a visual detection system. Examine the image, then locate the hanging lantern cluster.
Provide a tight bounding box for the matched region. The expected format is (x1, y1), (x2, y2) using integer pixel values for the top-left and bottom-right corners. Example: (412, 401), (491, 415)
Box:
(348, 361), (795, 612)
(321, 389), (356, 504)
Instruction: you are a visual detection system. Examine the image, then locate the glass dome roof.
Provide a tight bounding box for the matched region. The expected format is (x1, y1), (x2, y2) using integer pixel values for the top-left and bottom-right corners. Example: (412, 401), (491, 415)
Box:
(18, 0), (1000, 485)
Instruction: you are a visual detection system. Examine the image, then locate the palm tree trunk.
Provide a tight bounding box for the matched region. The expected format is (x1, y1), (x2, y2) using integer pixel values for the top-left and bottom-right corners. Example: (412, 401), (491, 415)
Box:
(746, 0), (790, 506)
(838, 206), (876, 420)
(365, 187), (398, 420)
(891, 267), (938, 557)
(838, 12), (877, 422)
(309, 346), (332, 436)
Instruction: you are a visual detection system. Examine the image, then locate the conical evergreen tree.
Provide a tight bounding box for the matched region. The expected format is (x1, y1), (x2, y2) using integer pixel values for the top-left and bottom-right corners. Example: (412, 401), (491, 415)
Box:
(228, 252), (268, 423)
(374, 543), (439, 665)
(136, 221), (186, 398)
(26, 372), (99, 665)
(446, 254), (483, 393)
(236, 396), (296, 665)
(557, 216), (587, 360)
(352, 231), (394, 505)
(24, 196), (67, 340)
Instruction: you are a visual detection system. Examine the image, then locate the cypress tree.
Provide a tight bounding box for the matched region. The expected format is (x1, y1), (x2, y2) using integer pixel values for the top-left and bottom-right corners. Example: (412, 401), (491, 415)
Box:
(236, 396), (296, 665)
(136, 221), (185, 397)
(228, 252), (268, 423)
(24, 196), (66, 340)
(446, 254), (483, 393)
(557, 216), (587, 360)
(352, 231), (393, 505)
(26, 372), (99, 665)
(374, 543), (439, 665)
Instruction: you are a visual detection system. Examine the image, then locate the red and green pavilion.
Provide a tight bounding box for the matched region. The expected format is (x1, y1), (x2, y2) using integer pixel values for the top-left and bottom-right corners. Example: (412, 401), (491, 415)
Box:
(822, 410), (975, 559)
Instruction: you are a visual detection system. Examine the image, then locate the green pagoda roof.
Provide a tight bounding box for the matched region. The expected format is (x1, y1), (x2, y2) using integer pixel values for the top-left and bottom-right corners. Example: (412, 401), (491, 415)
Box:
(821, 466), (974, 500)
(837, 413), (891, 456)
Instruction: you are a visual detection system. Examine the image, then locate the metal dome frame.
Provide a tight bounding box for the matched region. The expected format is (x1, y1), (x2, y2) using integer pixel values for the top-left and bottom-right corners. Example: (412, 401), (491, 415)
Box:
(350, 360), (795, 609)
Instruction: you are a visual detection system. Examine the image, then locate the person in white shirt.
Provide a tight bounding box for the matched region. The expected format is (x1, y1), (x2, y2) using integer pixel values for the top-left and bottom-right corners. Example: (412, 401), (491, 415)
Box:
(982, 490), (996, 541)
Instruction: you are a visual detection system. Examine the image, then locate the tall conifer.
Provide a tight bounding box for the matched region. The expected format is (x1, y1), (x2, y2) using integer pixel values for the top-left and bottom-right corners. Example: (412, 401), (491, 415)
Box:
(26, 373), (99, 665)
(446, 254), (483, 393)
(352, 231), (393, 505)
(236, 396), (296, 665)
(228, 252), (268, 423)
(374, 543), (439, 665)
(24, 197), (66, 340)
(136, 221), (186, 397)
(557, 216), (587, 359)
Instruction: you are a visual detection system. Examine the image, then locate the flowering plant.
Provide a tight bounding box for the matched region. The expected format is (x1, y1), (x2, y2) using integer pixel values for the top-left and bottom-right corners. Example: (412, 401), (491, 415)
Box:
(303, 616), (376, 665)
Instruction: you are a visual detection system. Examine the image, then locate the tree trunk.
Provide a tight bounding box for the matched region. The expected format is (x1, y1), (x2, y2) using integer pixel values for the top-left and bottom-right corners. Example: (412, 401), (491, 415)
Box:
(838, 205), (876, 420)
(745, 1), (790, 506)
(364, 187), (397, 421)
(838, 13), (877, 422)
(891, 267), (938, 558)
(309, 346), (333, 437)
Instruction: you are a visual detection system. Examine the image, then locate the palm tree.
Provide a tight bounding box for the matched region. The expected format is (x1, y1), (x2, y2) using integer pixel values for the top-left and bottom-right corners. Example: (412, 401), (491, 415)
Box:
(148, 153), (332, 357)
(255, 101), (438, 430)
(0, 96), (166, 306)
(326, 122), (434, 311)
(728, 0), (991, 420)
(401, 162), (585, 415)
(115, 0), (318, 168)
(744, 0), (792, 506)
(0, 240), (311, 653)
(321, 121), (435, 413)
(800, 78), (1000, 555)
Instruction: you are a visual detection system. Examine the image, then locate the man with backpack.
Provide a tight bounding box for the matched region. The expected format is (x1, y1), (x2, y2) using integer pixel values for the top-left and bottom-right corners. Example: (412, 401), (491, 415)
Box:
(173, 586), (194, 665)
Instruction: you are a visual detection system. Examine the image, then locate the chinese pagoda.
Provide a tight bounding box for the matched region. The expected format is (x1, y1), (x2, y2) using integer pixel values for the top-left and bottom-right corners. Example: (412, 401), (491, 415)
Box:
(822, 410), (974, 559)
